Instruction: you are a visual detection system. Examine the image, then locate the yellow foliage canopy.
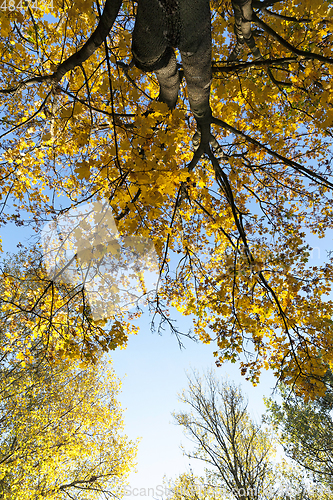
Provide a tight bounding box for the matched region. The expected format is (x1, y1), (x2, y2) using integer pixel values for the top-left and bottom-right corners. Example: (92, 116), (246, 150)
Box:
(0, 0), (333, 397)
(0, 346), (137, 499)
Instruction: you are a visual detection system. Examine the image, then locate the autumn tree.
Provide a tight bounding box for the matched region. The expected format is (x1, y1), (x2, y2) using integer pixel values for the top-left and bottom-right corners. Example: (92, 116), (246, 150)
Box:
(173, 371), (278, 500)
(264, 370), (333, 491)
(169, 372), (333, 500)
(0, 329), (137, 499)
(1, 0), (333, 396)
(0, 247), (134, 363)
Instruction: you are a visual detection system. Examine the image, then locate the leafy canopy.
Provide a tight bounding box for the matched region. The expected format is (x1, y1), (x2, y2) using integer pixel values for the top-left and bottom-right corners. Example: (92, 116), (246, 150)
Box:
(265, 371), (333, 489)
(0, 342), (137, 500)
(170, 371), (332, 500)
(1, 0), (333, 397)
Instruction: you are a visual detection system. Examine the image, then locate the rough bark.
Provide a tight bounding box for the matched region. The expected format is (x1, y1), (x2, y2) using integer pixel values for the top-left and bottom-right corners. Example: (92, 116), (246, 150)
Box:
(132, 0), (212, 122)
(229, 0), (261, 61)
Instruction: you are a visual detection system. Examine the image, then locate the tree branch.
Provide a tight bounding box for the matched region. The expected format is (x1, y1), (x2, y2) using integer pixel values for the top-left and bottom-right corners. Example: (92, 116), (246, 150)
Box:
(252, 0), (282, 9)
(212, 117), (333, 190)
(262, 8), (311, 23)
(0, 0), (122, 93)
(52, 0), (123, 82)
(253, 12), (333, 65)
(212, 57), (298, 74)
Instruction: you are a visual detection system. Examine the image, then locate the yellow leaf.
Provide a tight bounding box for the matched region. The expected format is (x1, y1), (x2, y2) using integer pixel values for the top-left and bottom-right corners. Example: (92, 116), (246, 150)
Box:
(75, 161), (91, 180)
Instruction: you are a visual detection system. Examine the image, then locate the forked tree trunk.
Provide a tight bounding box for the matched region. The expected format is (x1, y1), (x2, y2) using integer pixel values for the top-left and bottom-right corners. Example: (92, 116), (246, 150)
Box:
(51, 0), (256, 129)
(132, 0), (212, 122)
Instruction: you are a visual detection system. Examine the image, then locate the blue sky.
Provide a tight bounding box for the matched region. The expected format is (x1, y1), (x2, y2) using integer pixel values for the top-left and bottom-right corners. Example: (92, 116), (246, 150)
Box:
(110, 316), (279, 500)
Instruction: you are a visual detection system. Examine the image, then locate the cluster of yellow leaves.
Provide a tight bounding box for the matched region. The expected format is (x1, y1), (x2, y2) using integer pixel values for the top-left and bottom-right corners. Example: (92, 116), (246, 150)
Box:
(0, 0), (333, 396)
(0, 352), (137, 499)
(0, 249), (137, 364)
